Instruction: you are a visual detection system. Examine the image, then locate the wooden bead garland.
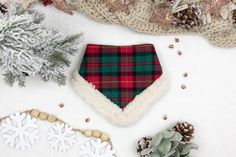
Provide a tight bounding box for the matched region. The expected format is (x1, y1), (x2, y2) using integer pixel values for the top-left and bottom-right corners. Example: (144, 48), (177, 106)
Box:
(31, 109), (57, 122)
(83, 129), (93, 137)
(47, 115), (57, 122)
(0, 109), (111, 143)
(29, 109), (111, 142)
(83, 130), (110, 141)
(30, 109), (40, 118)
(101, 133), (110, 141)
(39, 112), (48, 120)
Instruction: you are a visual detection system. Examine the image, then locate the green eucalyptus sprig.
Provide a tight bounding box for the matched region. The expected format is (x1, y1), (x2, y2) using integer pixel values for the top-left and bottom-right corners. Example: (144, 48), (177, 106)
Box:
(138, 124), (198, 157)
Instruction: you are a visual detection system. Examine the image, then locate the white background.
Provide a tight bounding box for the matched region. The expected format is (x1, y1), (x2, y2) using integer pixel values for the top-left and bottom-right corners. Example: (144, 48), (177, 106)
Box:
(1, 4), (236, 157)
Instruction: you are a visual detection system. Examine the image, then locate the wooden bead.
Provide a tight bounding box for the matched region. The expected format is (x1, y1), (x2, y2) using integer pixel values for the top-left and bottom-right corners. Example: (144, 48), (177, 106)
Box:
(84, 130), (93, 137)
(177, 51), (182, 55)
(175, 38), (180, 43)
(47, 115), (57, 122)
(169, 44), (174, 49)
(30, 109), (40, 118)
(59, 103), (64, 108)
(39, 112), (48, 120)
(163, 114), (168, 120)
(101, 133), (110, 141)
(183, 73), (188, 77)
(93, 130), (101, 138)
(85, 117), (90, 123)
(181, 85), (187, 89)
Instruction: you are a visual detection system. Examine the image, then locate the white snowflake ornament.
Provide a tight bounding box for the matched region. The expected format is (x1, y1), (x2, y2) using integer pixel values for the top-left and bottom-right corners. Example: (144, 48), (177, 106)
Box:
(48, 123), (76, 152)
(79, 139), (116, 157)
(0, 112), (40, 150)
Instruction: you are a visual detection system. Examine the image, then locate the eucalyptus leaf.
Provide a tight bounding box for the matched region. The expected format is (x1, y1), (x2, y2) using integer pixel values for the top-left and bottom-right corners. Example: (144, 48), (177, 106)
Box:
(150, 152), (161, 157)
(175, 150), (180, 157)
(180, 145), (190, 155)
(171, 141), (179, 150)
(170, 132), (183, 142)
(152, 133), (163, 146)
(163, 150), (176, 157)
(138, 125), (198, 157)
(163, 130), (175, 139)
(157, 140), (172, 154)
(180, 143), (198, 155)
(188, 143), (199, 150)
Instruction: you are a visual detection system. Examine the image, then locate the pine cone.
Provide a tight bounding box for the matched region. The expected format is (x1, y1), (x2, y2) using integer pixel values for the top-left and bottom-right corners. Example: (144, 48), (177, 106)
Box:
(137, 137), (153, 157)
(173, 4), (202, 29)
(173, 122), (194, 143)
(0, 2), (7, 14)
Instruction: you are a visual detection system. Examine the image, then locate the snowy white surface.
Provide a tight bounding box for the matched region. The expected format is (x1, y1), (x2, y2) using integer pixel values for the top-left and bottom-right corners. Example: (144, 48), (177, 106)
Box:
(0, 4), (236, 157)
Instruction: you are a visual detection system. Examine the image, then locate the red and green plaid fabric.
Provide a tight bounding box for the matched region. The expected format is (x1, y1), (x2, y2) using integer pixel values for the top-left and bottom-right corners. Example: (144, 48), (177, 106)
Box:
(79, 44), (163, 109)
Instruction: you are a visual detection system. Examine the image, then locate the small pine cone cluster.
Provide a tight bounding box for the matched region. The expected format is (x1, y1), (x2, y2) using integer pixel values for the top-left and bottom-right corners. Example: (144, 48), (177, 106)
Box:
(137, 137), (153, 157)
(0, 2), (7, 14)
(173, 4), (202, 29)
(173, 122), (194, 143)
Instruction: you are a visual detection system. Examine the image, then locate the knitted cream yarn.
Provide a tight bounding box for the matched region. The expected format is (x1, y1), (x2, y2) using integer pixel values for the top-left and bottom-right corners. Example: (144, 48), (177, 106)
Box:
(68, 0), (236, 48)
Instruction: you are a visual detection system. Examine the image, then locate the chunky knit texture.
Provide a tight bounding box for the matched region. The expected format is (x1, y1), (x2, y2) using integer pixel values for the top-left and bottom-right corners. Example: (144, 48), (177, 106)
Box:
(68, 0), (236, 48)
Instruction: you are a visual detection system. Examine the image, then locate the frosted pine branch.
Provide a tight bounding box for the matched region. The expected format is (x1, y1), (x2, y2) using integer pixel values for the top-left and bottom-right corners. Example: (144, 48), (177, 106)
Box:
(0, 3), (83, 87)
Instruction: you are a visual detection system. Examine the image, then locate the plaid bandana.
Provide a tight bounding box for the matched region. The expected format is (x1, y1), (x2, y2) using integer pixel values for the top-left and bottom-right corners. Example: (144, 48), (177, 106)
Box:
(79, 44), (163, 109)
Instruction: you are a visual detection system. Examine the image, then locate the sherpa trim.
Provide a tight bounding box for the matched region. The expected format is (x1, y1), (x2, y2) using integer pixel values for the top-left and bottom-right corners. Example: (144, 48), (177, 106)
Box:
(72, 71), (168, 127)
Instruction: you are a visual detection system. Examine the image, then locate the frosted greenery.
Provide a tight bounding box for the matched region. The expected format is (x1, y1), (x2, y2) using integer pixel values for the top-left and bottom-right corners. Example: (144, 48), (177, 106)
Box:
(0, 3), (83, 87)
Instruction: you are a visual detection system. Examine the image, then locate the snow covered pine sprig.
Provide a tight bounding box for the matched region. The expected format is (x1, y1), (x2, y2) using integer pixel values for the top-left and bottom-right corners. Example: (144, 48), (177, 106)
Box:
(0, 3), (83, 87)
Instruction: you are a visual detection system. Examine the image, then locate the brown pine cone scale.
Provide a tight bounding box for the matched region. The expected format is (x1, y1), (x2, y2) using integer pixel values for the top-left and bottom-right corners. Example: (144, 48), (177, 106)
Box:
(137, 137), (153, 157)
(173, 4), (202, 29)
(0, 2), (7, 14)
(173, 122), (194, 143)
